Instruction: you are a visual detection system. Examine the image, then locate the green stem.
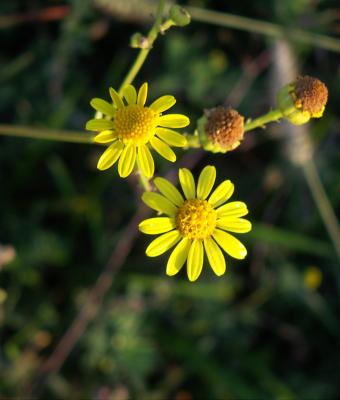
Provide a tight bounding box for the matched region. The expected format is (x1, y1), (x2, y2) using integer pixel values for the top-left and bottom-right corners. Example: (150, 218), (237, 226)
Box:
(118, 0), (165, 94)
(244, 109), (283, 132)
(138, 170), (152, 192)
(187, 6), (340, 54)
(302, 159), (340, 260)
(118, 0), (166, 191)
(0, 124), (94, 144)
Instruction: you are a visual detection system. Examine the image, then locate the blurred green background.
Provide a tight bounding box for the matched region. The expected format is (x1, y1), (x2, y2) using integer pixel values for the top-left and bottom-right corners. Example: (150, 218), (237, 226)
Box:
(1, 0), (340, 398)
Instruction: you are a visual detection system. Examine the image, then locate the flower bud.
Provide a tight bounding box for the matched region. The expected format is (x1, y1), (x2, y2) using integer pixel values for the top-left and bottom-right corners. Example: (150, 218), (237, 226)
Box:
(130, 32), (149, 49)
(277, 75), (328, 125)
(198, 106), (245, 153)
(169, 5), (191, 27)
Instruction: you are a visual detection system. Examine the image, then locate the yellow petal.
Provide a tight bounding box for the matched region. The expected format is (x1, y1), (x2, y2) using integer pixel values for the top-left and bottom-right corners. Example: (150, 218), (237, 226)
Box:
(150, 95), (176, 113)
(153, 177), (184, 206)
(197, 165), (216, 200)
(97, 141), (124, 170)
(217, 218), (252, 233)
(118, 144), (136, 177)
(109, 87), (124, 109)
(204, 237), (226, 276)
(179, 168), (195, 199)
(213, 229), (247, 260)
(142, 192), (177, 216)
(208, 180), (234, 208)
(139, 217), (176, 235)
(217, 201), (249, 218)
(94, 130), (117, 143)
(150, 137), (176, 162)
(137, 144), (154, 178)
(187, 239), (204, 282)
(146, 230), (181, 257)
(157, 114), (190, 128)
(137, 82), (148, 106)
(166, 237), (191, 276)
(90, 98), (115, 117)
(86, 119), (114, 131)
(122, 84), (137, 105)
(155, 128), (187, 147)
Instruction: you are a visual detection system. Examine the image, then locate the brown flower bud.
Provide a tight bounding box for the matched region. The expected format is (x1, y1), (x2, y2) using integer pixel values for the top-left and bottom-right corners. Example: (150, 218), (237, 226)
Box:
(293, 75), (328, 116)
(277, 75), (328, 125)
(204, 107), (245, 152)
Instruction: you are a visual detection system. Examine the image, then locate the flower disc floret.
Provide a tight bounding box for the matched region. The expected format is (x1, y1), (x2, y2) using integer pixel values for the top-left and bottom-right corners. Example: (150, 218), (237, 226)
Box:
(139, 165), (252, 282)
(86, 82), (190, 178)
(176, 199), (217, 239)
(115, 104), (157, 145)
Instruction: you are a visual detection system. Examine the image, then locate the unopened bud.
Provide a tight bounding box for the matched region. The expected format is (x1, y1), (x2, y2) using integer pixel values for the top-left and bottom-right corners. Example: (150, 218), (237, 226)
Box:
(169, 5), (191, 27)
(130, 32), (149, 49)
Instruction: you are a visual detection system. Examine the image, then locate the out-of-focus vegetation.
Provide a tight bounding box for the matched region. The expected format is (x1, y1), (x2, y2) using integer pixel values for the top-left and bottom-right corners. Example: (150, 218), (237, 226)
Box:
(1, 0), (340, 398)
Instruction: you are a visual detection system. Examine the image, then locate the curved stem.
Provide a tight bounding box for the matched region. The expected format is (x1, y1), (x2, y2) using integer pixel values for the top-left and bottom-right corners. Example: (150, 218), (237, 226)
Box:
(302, 159), (340, 260)
(0, 124), (94, 144)
(187, 6), (340, 54)
(118, 0), (166, 191)
(118, 0), (165, 94)
(244, 109), (283, 132)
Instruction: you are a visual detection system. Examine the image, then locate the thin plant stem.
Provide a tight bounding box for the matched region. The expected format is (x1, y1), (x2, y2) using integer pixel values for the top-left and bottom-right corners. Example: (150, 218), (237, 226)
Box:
(0, 124), (94, 144)
(187, 6), (340, 54)
(117, 0), (166, 192)
(302, 159), (340, 260)
(244, 109), (283, 132)
(118, 0), (165, 94)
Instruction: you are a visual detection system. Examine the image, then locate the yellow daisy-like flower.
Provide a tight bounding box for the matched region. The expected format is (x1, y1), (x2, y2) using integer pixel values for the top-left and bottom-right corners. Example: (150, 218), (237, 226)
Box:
(139, 166), (251, 281)
(86, 83), (190, 178)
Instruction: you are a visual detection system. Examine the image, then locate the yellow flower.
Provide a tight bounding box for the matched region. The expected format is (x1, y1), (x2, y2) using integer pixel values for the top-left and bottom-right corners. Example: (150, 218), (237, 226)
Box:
(139, 166), (251, 281)
(86, 83), (190, 178)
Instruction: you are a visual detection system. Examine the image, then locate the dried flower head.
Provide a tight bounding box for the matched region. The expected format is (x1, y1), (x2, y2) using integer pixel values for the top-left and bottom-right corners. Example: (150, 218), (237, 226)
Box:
(277, 75), (328, 125)
(204, 107), (244, 152)
(293, 75), (328, 116)
(139, 165), (251, 282)
(86, 83), (190, 178)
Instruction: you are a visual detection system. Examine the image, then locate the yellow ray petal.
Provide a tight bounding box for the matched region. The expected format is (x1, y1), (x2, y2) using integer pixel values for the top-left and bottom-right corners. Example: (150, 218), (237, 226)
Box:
(179, 168), (195, 199)
(166, 237), (191, 276)
(213, 229), (247, 260)
(86, 119), (114, 131)
(187, 239), (204, 282)
(150, 137), (176, 162)
(90, 98), (116, 117)
(142, 192), (177, 216)
(155, 128), (187, 147)
(137, 82), (148, 106)
(122, 84), (137, 105)
(208, 180), (234, 208)
(204, 237), (226, 276)
(150, 95), (176, 113)
(97, 141), (124, 170)
(139, 217), (176, 235)
(217, 201), (249, 218)
(153, 177), (184, 206)
(109, 87), (124, 109)
(137, 144), (154, 178)
(118, 144), (136, 177)
(197, 165), (216, 200)
(94, 130), (117, 143)
(146, 230), (181, 257)
(157, 114), (190, 128)
(217, 218), (252, 233)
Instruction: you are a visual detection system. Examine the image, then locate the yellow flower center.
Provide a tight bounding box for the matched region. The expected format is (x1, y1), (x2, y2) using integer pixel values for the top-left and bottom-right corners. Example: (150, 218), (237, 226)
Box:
(176, 199), (217, 240)
(115, 104), (157, 145)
